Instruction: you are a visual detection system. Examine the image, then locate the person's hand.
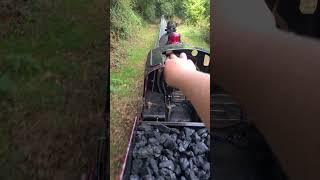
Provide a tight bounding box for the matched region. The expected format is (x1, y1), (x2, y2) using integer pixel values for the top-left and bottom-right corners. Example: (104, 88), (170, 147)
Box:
(164, 53), (197, 89)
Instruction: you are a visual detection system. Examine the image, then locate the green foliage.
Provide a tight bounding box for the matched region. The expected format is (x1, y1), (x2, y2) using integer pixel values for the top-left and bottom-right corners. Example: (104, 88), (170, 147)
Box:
(183, 0), (206, 24)
(111, 0), (143, 39)
(145, 4), (156, 22)
(183, 0), (210, 43)
(133, 0), (182, 22)
(159, 1), (175, 18)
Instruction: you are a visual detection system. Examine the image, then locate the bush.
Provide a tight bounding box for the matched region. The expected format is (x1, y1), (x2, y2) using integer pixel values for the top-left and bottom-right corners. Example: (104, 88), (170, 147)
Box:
(182, 0), (210, 43)
(110, 0), (142, 39)
(198, 16), (210, 43)
(159, 1), (174, 19)
(144, 4), (156, 22)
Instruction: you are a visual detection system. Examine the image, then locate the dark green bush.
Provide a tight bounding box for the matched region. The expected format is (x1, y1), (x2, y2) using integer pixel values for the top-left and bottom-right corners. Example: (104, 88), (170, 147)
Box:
(111, 0), (142, 39)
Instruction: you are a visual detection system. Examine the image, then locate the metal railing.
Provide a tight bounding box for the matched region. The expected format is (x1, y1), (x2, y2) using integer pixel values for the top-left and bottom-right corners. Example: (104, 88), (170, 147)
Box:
(154, 15), (167, 48)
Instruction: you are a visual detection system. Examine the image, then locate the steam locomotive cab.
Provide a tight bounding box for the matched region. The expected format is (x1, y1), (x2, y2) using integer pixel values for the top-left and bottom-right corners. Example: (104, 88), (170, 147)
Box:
(141, 45), (210, 123)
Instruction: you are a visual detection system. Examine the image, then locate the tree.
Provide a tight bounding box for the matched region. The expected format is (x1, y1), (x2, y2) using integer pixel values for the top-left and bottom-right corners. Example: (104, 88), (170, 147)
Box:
(183, 0), (206, 25)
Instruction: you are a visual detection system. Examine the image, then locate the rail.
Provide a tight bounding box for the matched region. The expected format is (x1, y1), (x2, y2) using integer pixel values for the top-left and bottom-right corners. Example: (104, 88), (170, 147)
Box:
(154, 15), (167, 48)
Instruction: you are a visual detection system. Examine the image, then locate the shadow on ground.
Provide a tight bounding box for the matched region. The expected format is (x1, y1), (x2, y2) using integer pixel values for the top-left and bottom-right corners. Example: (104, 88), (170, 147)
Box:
(0, 0), (106, 179)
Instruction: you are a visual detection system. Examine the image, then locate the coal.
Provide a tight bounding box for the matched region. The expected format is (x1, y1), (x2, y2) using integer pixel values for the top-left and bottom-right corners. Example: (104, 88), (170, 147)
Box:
(159, 168), (177, 180)
(184, 151), (194, 157)
(152, 145), (162, 157)
(131, 159), (143, 174)
(185, 169), (199, 180)
(159, 160), (175, 171)
(197, 128), (207, 136)
(180, 157), (190, 171)
(130, 175), (140, 180)
(175, 164), (182, 176)
(149, 158), (159, 176)
(148, 138), (157, 144)
(129, 124), (210, 180)
(202, 162), (210, 172)
(193, 132), (202, 142)
(184, 128), (195, 138)
(178, 140), (190, 152)
(143, 175), (155, 180)
(159, 133), (170, 144)
(156, 124), (180, 134)
(180, 176), (187, 180)
(192, 142), (209, 155)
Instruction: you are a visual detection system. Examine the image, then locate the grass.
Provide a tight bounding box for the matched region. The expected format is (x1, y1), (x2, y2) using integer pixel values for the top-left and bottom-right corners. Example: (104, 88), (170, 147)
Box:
(109, 21), (209, 179)
(110, 24), (159, 180)
(178, 24), (210, 51)
(0, 0), (106, 179)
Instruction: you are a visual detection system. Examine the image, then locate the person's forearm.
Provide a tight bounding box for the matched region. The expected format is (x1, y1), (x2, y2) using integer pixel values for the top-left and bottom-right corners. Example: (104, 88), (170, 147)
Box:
(177, 71), (210, 128)
(213, 19), (320, 180)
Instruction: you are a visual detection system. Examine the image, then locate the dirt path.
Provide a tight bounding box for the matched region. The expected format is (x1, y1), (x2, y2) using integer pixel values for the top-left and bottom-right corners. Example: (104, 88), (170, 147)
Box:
(110, 24), (158, 180)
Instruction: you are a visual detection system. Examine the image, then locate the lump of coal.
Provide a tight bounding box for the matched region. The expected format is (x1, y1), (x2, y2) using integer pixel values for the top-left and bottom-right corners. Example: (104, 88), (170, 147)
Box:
(131, 159), (143, 174)
(202, 162), (210, 172)
(184, 151), (194, 157)
(197, 128), (207, 137)
(174, 151), (180, 158)
(159, 133), (170, 144)
(185, 169), (199, 180)
(149, 158), (159, 176)
(135, 136), (147, 148)
(167, 154), (175, 161)
(175, 164), (182, 176)
(152, 145), (163, 157)
(192, 142), (209, 155)
(171, 133), (178, 142)
(148, 138), (159, 145)
(164, 149), (173, 156)
(139, 165), (153, 177)
(163, 138), (176, 150)
(154, 130), (161, 139)
(159, 168), (177, 180)
(180, 176), (187, 180)
(184, 128), (195, 138)
(159, 155), (169, 161)
(178, 140), (190, 152)
(180, 157), (189, 171)
(197, 170), (209, 180)
(159, 160), (175, 171)
(143, 175), (155, 180)
(192, 132), (202, 142)
(130, 175), (140, 180)
(133, 145), (154, 159)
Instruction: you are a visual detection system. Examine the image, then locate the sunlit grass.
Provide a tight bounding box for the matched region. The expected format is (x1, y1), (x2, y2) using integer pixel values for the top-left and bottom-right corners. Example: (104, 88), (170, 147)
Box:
(178, 24), (210, 51)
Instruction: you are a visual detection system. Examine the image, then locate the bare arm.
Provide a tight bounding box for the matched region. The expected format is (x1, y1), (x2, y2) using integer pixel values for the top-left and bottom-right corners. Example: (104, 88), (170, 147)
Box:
(164, 53), (210, 128)
(214, 1), (320, 179)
